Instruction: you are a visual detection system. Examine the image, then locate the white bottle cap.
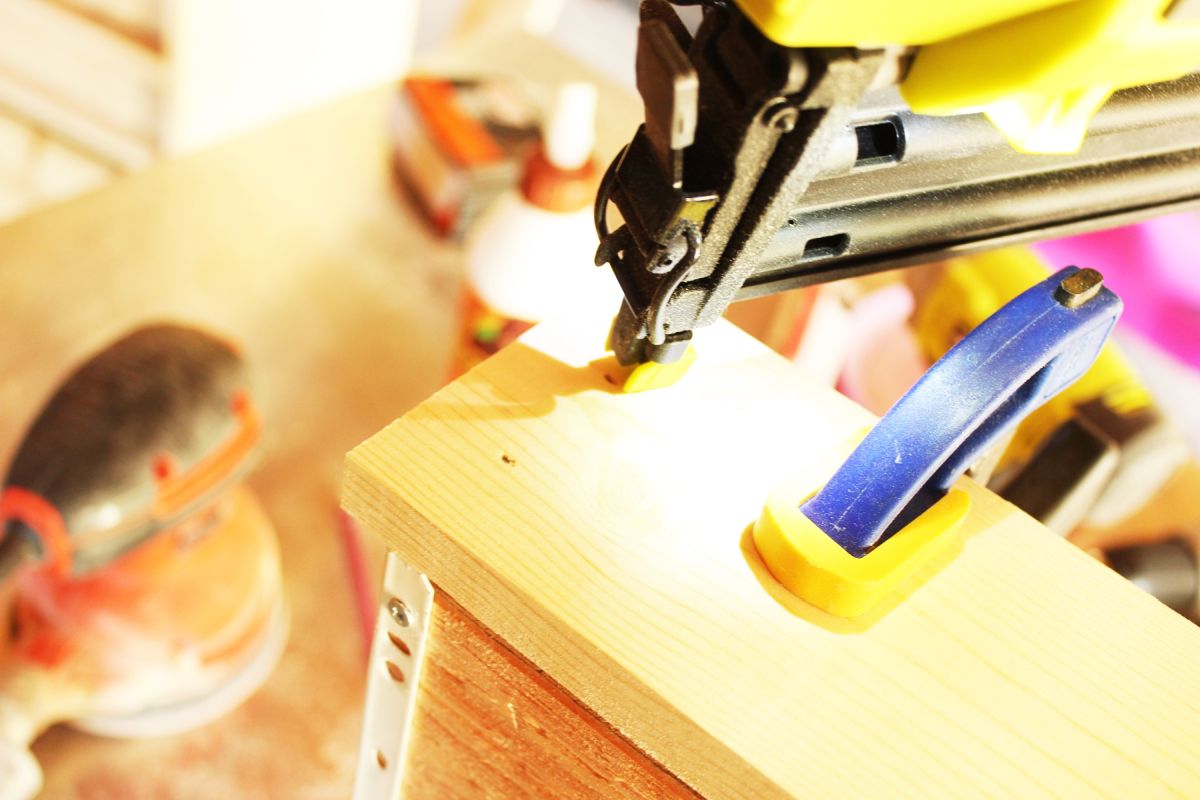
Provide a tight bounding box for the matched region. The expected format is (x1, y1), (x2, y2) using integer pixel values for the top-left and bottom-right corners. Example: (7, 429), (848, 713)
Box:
(544, 82), (597, 170)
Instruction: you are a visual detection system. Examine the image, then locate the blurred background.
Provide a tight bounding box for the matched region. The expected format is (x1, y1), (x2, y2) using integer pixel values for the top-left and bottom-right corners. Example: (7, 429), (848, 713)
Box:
(0, 0), (1197, 797)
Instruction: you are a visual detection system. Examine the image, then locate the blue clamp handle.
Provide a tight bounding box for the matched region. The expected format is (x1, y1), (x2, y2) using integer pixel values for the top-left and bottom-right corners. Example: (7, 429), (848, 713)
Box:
(802, 266), (1122, 557)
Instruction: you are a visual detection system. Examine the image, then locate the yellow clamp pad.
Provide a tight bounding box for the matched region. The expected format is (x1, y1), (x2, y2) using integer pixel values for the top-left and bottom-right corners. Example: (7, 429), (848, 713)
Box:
(615, 345), (698, 394)
(753, 478), (970, 617)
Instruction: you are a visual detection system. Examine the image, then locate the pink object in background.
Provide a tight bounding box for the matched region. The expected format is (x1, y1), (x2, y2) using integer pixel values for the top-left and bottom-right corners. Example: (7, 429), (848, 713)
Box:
(1035, 213), (1200, 370)
(837, 283), (927, 416)
(337, 510), (377, 662)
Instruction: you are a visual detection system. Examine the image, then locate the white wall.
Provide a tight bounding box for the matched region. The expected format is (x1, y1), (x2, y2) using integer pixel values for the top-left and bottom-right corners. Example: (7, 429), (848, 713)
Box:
(162, 0), (419, 154)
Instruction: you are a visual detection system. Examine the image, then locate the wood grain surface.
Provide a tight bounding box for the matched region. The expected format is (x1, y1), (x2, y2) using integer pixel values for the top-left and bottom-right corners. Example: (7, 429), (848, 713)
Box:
(345, 311), (1200, 800)
(404, 591), (698, 800)
(0, 27), (641, 797)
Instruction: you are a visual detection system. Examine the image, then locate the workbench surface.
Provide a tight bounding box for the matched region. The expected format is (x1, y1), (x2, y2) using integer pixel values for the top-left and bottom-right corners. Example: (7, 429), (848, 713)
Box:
(0, 31), (637, 798)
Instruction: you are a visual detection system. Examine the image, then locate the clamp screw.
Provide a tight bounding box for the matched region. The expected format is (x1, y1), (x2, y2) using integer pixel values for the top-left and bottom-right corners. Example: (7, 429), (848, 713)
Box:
(1055, 268), (1104, 308)
(387, 597), (413, 627)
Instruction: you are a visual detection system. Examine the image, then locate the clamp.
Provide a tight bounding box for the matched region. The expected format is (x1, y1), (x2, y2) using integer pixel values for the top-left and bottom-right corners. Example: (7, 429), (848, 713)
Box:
(753, 266), (1122, 617)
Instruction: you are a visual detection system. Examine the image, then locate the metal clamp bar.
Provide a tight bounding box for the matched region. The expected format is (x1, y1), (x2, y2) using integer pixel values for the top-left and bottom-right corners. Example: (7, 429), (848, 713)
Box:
(353, 552), (434, 800)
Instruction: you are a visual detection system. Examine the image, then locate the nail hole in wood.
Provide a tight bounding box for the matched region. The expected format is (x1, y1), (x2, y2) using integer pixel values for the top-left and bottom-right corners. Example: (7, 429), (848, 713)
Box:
(388, 631), (411, 656)
(501, 453), (517, 466)
(386, 661), (405, 683)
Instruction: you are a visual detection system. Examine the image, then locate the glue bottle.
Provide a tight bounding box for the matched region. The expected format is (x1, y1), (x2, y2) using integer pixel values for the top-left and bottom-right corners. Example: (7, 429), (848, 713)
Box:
(453, 82), (620, 376)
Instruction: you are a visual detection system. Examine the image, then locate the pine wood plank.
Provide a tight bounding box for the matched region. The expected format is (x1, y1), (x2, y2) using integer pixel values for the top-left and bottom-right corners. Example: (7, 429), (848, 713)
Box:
(47, 0), (162, 51)
(404, 590), (698, 799)
(0, 74), (154, 169)
(344, 312), (1200, 799)
(0, 0), (160, 162)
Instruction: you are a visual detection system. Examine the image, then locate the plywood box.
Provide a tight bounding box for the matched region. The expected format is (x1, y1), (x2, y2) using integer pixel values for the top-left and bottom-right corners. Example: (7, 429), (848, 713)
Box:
(343, 313), (1200, 798)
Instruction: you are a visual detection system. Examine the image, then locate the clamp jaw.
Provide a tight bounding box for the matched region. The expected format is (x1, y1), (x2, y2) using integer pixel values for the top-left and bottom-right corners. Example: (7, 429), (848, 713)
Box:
(753, 267), (1122, 617)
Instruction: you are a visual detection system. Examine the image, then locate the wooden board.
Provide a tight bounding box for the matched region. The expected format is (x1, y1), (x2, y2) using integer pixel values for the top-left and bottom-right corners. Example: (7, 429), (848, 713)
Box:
(404, 590), (698, 799)
(0, 0), (160, 167)
(344, 312), (1200, 799)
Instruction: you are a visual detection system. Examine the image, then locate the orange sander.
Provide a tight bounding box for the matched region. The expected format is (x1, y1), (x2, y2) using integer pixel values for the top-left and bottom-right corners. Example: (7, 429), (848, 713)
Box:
(0, 325), (286, 799)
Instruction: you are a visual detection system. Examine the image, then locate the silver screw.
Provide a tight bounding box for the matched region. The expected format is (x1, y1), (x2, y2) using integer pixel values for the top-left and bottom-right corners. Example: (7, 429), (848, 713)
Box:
(1055, 268), (1104, 308)
(387, 598), (412, 627)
